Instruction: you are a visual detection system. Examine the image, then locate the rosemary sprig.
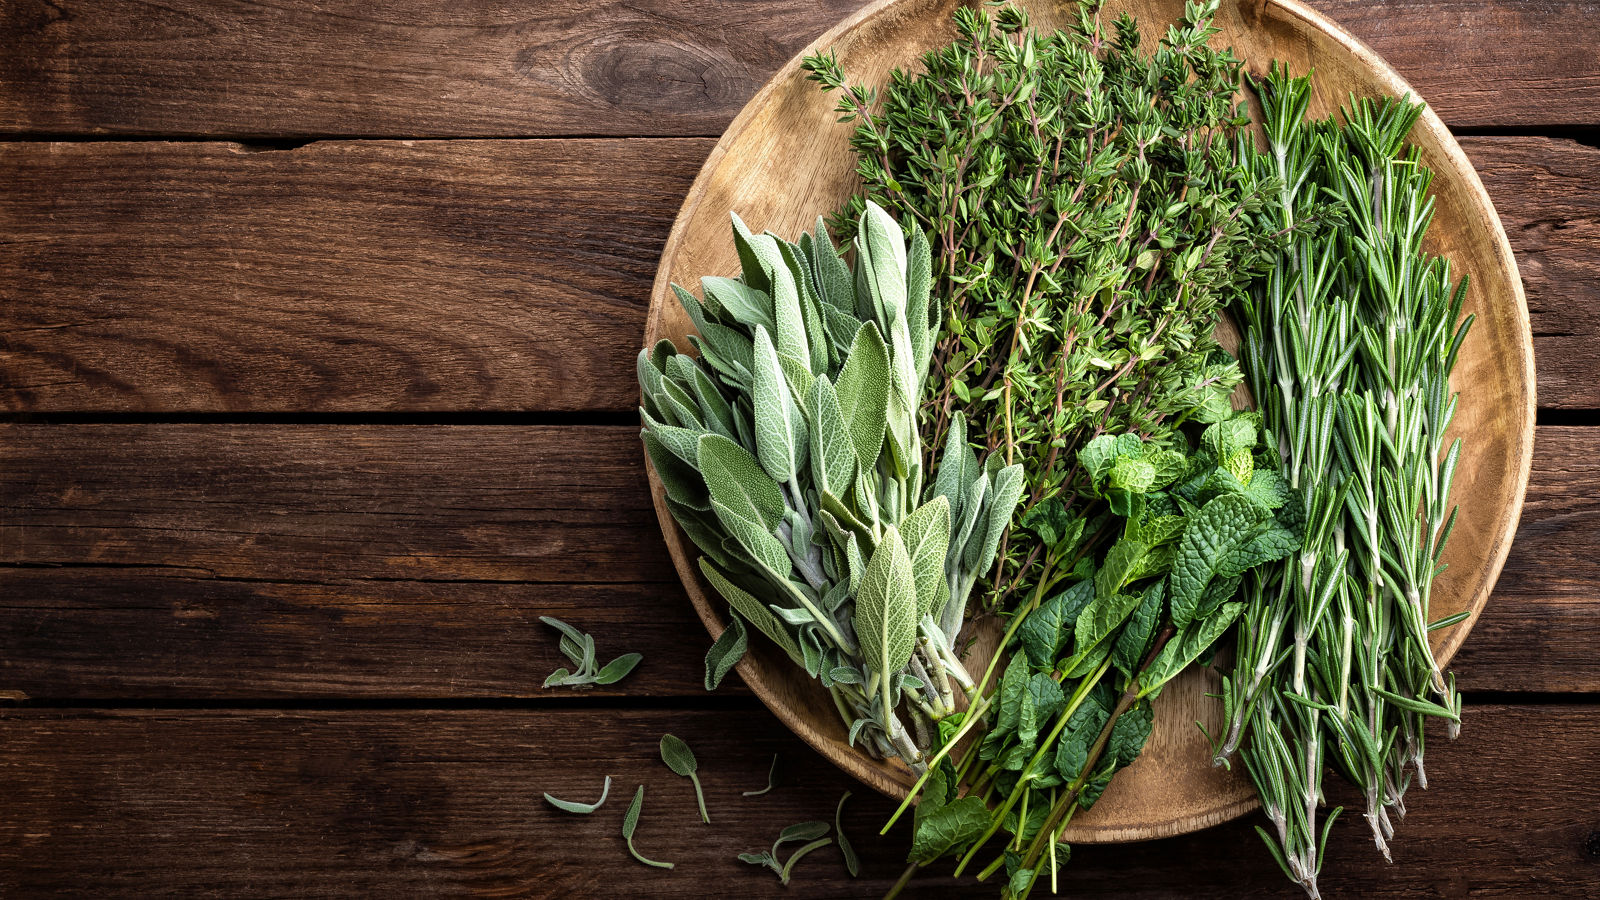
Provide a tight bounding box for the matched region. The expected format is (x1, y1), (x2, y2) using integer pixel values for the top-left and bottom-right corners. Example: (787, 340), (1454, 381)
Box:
(1215, 67), (1470, 898)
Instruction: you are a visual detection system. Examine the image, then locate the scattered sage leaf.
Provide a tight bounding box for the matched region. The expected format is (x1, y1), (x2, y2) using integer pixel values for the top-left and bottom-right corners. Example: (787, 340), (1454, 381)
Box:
(659, 734), (709, 824)
(543, 775), (611, 815)
(779, 837), (834, 885)
(622, 785), (674, 869)
(594, 653), (642, 685)
(743, 754), (778, 797)
(835, 791), (859, 877)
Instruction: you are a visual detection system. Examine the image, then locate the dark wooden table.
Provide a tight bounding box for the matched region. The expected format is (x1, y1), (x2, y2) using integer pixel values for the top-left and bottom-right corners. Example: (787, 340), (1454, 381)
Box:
(2, 1), (1597, 896)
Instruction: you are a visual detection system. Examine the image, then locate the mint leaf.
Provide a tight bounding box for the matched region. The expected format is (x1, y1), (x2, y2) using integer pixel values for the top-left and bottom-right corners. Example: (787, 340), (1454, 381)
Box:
(910, 796), (990, 863)
(1169, 493), (1267, 629)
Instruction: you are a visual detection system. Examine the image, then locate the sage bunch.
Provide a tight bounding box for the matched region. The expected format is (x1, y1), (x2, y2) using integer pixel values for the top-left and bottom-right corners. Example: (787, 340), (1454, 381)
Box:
(640, 202), (1024, 770)
(1214, 67), (1470, 898)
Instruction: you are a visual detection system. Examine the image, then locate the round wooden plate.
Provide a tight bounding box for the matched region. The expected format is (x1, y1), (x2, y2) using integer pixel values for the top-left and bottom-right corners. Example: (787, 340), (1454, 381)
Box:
(643, 0), (1534, 841)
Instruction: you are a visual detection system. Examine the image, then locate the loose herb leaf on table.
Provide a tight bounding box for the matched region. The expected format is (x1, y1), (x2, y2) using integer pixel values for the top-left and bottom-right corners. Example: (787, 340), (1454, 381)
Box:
(542, 775), (612, 815)
(622, 786), (675, 870)
(538, 616), (642, 688)
(659, 734), (710, 824)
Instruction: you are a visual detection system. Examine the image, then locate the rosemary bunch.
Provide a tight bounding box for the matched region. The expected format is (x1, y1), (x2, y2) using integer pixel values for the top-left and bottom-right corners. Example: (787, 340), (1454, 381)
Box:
(640, 203), (1024, 770)
(805, 0), (1283, 614)
(1215, 68), (1470, 898)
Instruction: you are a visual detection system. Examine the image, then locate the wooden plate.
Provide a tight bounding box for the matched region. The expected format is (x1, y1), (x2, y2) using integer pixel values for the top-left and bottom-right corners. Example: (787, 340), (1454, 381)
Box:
(643, 0), (1534, 842)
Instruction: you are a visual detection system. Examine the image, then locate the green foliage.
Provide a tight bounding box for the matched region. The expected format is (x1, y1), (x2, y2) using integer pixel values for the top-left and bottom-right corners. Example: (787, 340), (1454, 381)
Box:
(805, 0), (1285, 618)
(542, 775), (611, 815)
(1216, 66), (1473, 897)
(621, 786), (674, 869)
(641, 203), (1027, 770)
(538, 617), (642, 689)
(739, 820), (836, 885)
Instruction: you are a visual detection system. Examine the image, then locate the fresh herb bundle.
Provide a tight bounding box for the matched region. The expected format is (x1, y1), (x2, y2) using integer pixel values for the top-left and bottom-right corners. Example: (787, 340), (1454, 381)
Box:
(805, 0), (1284, 617)
(807, 3), (1301, 895)
(1213, 68), (1470, 898)
(640, 202), (1024, 769)
(890, 415), (1297, 898)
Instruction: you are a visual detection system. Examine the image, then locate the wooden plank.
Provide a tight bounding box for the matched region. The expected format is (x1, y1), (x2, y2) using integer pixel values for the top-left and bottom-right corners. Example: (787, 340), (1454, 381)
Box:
(0, 0), (869, 138)
(0, 704), (1594, 897)
(1462, 136), (1600, 412)
(3, 424), (1597, 698)
(1452, 427), (1600, 691)
(0, 138), (706, 413)
(3, 136), (1597, 414)
(2, 1), (1595, 137)
(0, 425), (671, 584)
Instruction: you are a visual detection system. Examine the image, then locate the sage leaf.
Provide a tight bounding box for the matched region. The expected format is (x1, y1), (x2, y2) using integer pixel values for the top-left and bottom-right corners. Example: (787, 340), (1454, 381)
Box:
(659, 734), (710, 824)
(775, 821), (830, 846)
(710, 499), (791, 576)
(642, 429), (709, 512)
(622, 785), (674, 869)
(854, 201), (908, 324)
(834, 322), (891, 470)
(780, 837), (833, 885)
(854, 525), (919, 709)
(539, 615), (586, 647)
(698, 559), (803, 663)
(752, 325), (807, 482)
(966, 463), (1025, 573)
(729, 211), (773, 295)
(905, 224), (934, 383)
(701, 275), (774, 334)
(744, 754), (778, 797)
(543, 775), (611, 814)
(835, 791), (860, 877)
(595, 653), (642, 685)
(698, 433), (784, 530)
(900, 495), (951, 619)
(807, 375), (856, 498)
(809, 216), (854, 314)
(704, 614), (748, 691)
(541, 668), (571, 688)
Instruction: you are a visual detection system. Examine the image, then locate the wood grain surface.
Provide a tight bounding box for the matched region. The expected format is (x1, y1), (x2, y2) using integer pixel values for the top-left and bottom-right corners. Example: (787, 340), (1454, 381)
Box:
(5, 425), (1595, 700)
(0, 705), (1594, 897)
(5, 137), (1592, 413)
(0, 0), (1594, 893)
(1, 0), (1595, 136)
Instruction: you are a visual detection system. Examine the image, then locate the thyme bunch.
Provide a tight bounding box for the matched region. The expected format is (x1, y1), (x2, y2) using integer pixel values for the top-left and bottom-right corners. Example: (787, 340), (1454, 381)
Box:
(806, 0), (1283, 613)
